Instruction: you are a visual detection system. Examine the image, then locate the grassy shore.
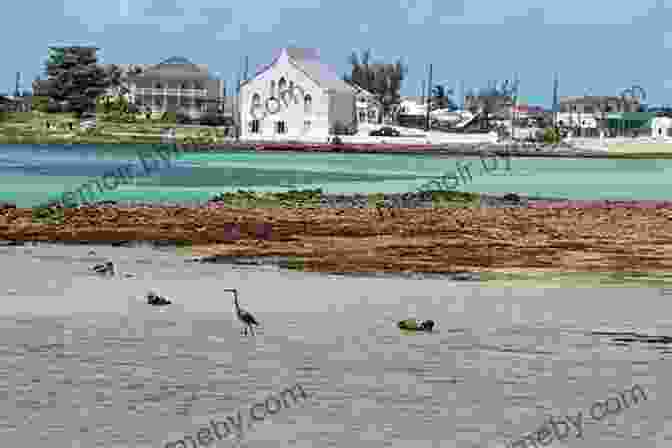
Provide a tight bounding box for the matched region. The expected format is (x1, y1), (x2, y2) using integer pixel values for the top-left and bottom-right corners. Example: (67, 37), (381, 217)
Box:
(0, 112), (229, 145)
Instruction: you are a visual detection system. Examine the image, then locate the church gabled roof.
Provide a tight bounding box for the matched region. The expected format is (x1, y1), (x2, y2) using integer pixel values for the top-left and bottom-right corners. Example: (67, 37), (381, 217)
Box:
(242, 47), (355, 94)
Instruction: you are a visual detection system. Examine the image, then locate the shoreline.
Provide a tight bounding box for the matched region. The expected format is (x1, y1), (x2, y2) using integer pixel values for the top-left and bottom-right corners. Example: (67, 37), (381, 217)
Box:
(7, 239), (672, 287)
(3, 137), (669, 158)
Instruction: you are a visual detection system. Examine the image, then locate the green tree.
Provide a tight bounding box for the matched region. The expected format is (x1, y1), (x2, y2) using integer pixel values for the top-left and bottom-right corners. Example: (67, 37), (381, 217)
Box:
(41, 46), (112, 116)
(96, 94), (130, 121)
(344, 50), (407, 118)
(31, 95), (50, 113)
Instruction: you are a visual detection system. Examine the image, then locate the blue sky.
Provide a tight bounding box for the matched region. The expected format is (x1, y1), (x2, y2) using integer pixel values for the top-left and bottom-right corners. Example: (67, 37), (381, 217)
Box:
(4, 0), (672, 108)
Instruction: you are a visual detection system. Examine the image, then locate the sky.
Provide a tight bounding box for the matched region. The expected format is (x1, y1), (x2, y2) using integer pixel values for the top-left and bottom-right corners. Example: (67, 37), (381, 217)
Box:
(4, 0), (672, 108)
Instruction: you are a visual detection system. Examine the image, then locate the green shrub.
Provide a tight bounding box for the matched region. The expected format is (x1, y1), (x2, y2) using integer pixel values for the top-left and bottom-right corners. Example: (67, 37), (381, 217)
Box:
(32, 96), (50, 113)
(161, 111), (177, 124)
(31, 205), (65, 224)
(283, 256), (305, 270)
(542, 127), (561, 144)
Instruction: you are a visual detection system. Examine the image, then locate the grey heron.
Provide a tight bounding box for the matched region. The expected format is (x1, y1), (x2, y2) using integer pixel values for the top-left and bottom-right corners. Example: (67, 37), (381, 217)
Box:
(225, 288), (259, 335)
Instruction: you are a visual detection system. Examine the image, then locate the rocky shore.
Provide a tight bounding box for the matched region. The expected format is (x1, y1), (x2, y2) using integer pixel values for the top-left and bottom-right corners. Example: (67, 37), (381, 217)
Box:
(28, 191), (536, 210)
(3, 196), (672, 274)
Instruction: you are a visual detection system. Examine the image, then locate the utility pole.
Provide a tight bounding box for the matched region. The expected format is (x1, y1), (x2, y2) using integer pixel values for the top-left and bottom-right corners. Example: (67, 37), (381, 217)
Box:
(421, 80), (425, 105)
(552, 72), (558, 129)
(510, 77), (515, 141)
(244, 56), (249, 82)
(425, 63), (432, 131)
(14, 72), (20, 97)
(235, 63), (241, 141)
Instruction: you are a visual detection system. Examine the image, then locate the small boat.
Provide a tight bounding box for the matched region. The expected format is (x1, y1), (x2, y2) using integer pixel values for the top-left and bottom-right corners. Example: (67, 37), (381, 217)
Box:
(398, 319), (435, 332)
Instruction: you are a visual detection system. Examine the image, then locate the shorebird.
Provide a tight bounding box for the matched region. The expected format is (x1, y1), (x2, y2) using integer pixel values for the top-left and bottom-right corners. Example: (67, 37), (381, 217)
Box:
(225, 288), (259, 335)
(398, 319), (435, 332)
(146, 290), (172, 306)
(91, 261), (115, 276)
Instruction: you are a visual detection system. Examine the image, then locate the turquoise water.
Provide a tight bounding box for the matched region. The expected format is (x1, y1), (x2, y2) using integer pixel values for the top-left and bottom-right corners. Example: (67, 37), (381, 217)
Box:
(1, 143), (672, 206)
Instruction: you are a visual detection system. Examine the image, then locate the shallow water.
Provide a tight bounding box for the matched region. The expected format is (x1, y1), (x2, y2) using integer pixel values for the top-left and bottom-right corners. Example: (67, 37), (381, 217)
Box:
(0, 243), (669, 447)
(3, 144), (672, 206)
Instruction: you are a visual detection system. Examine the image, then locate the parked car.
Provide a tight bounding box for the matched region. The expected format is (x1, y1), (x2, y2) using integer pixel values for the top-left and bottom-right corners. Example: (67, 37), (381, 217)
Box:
(369, 126), (401, 137)
(80, 119), (96, 129)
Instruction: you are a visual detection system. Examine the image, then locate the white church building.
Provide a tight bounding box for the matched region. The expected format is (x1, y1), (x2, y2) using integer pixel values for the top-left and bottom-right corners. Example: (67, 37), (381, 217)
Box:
(239, 47), (357, 141)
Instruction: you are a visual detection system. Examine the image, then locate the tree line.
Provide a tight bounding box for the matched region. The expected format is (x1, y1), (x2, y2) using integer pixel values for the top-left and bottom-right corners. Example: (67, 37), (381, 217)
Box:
(32, 46), (132, 116)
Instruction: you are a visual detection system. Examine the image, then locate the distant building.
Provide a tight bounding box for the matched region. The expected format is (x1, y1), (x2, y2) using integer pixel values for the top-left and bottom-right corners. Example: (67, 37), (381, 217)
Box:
(239, 46), (357, 141)
(463, 93), (512, 116)
(557, 95), (645, 135)
(126, 56), (224, 118)
(348, 83), (382, 125)
(511, 104), (546, 117)
(398, 97), (428, 116)
(559, 95), (641, 114)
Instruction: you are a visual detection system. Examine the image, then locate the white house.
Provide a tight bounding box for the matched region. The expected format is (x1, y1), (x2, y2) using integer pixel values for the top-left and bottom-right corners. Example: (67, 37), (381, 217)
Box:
(348, 83), (382, 125)
(556, 112), (598, 129)
(398, 97), (428, 116)
(652, 116), (672, 138)
(239, 47), (357, 141)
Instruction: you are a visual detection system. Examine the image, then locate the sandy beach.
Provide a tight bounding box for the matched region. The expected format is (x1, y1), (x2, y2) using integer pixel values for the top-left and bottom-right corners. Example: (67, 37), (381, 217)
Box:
(0, 242), (669, 447)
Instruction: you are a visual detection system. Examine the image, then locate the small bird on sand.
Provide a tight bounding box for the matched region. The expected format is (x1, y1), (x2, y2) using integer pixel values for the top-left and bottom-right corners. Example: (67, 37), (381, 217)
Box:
(225, 288), (259, 335)
(146, 290), (172, 306)
(91, 261), (115, 276)
(398, 319), (435, 332)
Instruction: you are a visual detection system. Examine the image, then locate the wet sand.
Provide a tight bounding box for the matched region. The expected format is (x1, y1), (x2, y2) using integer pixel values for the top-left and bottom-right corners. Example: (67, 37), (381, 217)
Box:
(0, 242), (669, 447)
